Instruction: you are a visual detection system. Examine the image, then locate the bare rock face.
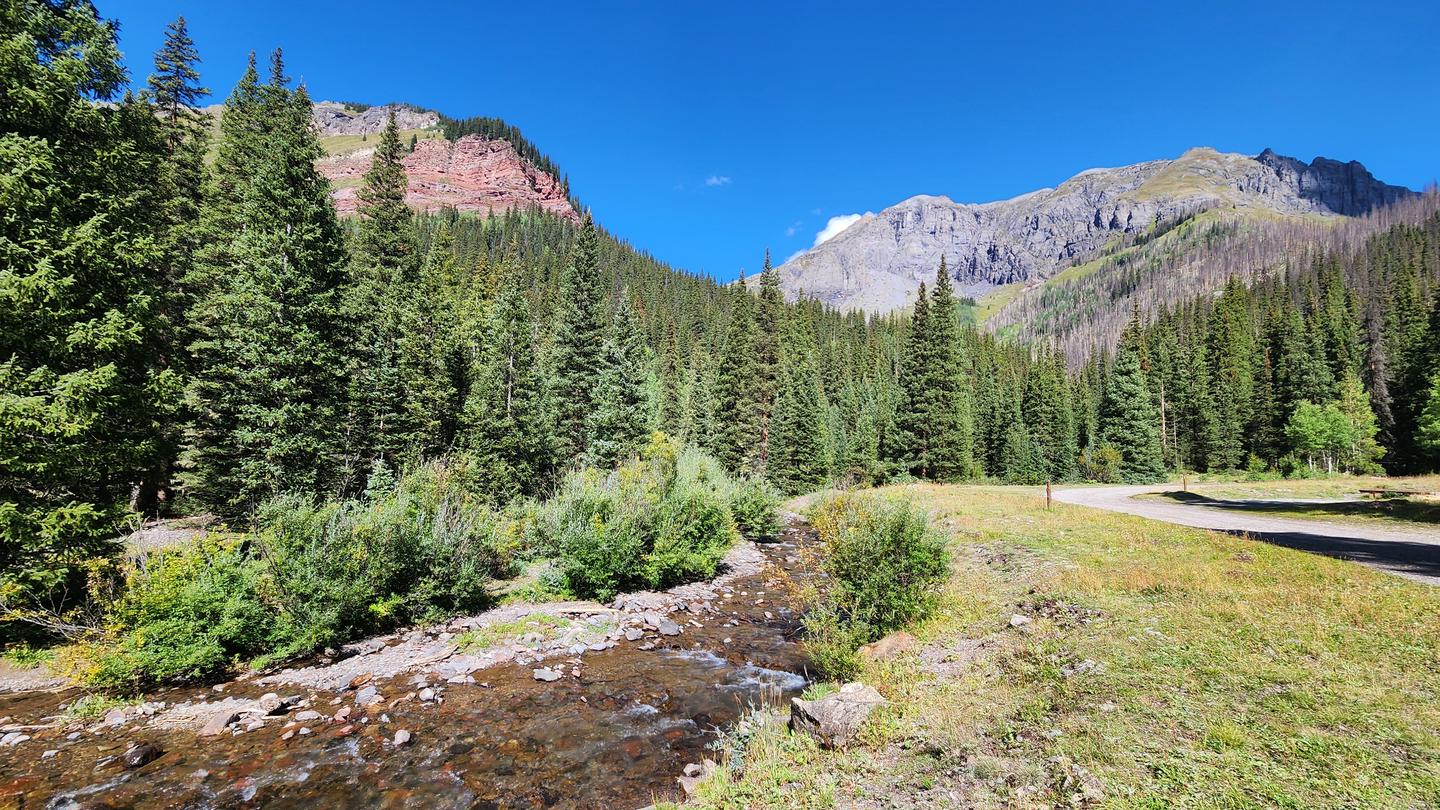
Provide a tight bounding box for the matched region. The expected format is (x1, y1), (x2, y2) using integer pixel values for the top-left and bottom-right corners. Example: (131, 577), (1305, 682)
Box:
(775, 147), (1415, 313)
(320, 135), (577, 221)
(311, 102), (438, 136)
(788, 682), (886, 749)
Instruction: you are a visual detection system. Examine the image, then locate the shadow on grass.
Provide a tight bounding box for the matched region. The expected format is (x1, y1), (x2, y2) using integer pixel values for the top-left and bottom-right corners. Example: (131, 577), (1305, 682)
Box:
(1158, 491), (1440, 526)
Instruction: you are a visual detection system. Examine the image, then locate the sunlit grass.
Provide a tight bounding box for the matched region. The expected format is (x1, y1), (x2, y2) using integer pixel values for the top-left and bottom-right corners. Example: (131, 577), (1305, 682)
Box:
(679, 484), (1440, 808)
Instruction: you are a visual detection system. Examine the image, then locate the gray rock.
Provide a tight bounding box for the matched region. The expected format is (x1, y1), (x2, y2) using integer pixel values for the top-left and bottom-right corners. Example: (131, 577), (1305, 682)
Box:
(789, 683), (887, 749)
(122, 743), (163, 769)
(294, 710), (323, 722)
(354, 686), (381, 706)
(656, 620), (682, 637)
(771, 148), (1415, 316)
(392, 729), (412, 746)
(532, 668), (562, 682)
(624, 628), (644, 642)
(198, 710), (238, 737)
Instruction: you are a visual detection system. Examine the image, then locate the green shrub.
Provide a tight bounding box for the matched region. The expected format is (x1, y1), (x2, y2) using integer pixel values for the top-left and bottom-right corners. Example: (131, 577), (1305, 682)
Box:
(541, 434), (741, 600)
(727, 476), (782, 541)
(89, 536), (277, 687)
(802, 493), (950, 677)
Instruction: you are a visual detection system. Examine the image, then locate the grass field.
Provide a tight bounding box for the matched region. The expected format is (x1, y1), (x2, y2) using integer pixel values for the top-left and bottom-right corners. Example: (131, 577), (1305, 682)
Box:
(319, 127), (444, 156)
(676, 484), (1440, 809)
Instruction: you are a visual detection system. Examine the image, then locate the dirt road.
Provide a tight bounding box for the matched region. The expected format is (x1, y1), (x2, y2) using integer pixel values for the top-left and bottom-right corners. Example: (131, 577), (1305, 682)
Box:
(1054, 484), (1440, 584)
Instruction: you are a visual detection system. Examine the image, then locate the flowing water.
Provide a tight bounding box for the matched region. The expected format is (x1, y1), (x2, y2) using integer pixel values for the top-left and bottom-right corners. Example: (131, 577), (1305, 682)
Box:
(0, 530), (819, 809)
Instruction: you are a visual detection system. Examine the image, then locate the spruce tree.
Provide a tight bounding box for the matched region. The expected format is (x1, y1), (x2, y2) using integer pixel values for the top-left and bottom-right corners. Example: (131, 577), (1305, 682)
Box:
(462, 272), (551, 501)
(922, 258), (976, 479)
(1, 0), (175, 607)
(1101, 322), (1167, 483)
(753, 252), (784, 474)
(714, 281), (763, 474)
(888, 282), (932, 476)
(185, 52), (352, 516)
(768, 323), (831, 494)
(348, 110), (420, 473)
(587, 294), (655, 467)
(549, 214), (606, 464)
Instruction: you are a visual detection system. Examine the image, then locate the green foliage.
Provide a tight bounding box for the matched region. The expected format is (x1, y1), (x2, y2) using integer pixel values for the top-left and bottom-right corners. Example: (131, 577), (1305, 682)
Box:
(1101, 320), (1167, 482)
(587, 294), (655, 467)
(90, 537), (275, 687)
(540, 434), (742, 600)
(1418, 372), (1440, 461)
(768, 323), (832, 495)
(87, 460), (511, 685)
(0, 0), (179, 616)
(727, 476), (783, 541)
(802, 493), (950, 677)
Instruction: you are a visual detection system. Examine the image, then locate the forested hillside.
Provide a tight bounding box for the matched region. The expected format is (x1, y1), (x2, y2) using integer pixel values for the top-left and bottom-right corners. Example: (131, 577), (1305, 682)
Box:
(5, 3), (1440, 658)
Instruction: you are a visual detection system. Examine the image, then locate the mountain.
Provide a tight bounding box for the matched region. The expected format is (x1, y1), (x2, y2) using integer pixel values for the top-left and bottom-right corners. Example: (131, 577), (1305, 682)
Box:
(302, 102), (578, 220)
(773, 147), (1416, 314)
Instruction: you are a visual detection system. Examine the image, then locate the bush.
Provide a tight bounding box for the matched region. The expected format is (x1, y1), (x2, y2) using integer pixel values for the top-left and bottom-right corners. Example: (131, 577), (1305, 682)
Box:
(727, 476), (782, 541)
(802, 494), (950, 677)
(88, 537), (277, 687)
(541, 434), (742, 600)
(255, 459), (511, 658)
(86, 458), (514, 685)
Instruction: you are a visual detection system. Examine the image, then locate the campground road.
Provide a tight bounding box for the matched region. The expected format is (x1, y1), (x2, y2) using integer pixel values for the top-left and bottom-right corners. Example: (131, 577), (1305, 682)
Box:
(1053, 484), (1440, 584)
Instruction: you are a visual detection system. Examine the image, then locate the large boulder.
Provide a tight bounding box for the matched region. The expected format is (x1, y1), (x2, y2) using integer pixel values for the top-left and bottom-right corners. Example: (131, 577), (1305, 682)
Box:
(789, 682), (886, 749)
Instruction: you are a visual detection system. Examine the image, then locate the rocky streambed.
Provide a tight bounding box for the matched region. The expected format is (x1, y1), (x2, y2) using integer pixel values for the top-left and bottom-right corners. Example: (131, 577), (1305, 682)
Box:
(0, 522), (821, 808)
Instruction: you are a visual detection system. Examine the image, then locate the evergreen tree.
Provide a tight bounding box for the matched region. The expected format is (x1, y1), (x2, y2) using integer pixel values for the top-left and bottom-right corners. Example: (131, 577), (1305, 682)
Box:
(1101, 322), (1167, 483)
(1, 0), (176, 607)
(714, 281), (763, 473)
(753, 252), (784, 475)
(348, 110), (420, 473)
(185, 52), (352, 516)
(888, 282), (933, 476)
(1023, 352), (1078, 481)
(768, 323), (831, 494)
(549, 214), (606, 463)
(462, 272), (550, 501)
(1416, 371), (1440, 467)
(587, 294), (655, 467)
(922, 259), (976, 479)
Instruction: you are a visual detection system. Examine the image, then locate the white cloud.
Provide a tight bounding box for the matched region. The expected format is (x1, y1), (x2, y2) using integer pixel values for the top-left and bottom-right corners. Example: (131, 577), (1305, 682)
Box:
(705, 175), (732, 187)
(811, 212), (869, 247)
(784, 220), (802, 237)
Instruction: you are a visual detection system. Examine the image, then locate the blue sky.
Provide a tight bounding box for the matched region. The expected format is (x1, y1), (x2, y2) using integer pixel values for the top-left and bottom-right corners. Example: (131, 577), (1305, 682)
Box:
(106, 0), (1439, 282)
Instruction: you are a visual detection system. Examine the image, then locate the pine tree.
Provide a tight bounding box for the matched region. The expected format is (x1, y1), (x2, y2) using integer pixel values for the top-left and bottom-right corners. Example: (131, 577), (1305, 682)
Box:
(1, 0), (176, 605)
(1101, 321), (1167, 483)
(1023, 352), (1078, 481)
(462, 271), (551, 501)
(549, 214), (607, 463)
(922, 258), (976, 479)
(889, 282), (933, 476)
(587, 294), (655, 467)
(714, 281), (763, 473)
(753, 252), (784, 475)
(1416, 371), (1440, 467)
(184, 51), (352, 516)
(140, 15), (210, 512)
(348, 110), (420, 474)
(768, 323), (831, 494)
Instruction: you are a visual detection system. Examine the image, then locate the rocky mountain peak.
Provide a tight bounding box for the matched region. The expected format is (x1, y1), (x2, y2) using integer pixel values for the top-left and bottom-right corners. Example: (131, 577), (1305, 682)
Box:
(774, 148), (1416, 313)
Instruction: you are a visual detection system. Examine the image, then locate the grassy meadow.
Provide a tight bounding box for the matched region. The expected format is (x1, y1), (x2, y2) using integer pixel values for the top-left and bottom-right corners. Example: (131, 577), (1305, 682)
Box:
(676, 484), (1440, 809)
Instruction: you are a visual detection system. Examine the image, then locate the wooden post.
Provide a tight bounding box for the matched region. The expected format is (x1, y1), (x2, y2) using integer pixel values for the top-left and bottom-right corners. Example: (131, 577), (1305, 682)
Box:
(1183, 472), (1189, 493)
(1046, 480), (1052, 510)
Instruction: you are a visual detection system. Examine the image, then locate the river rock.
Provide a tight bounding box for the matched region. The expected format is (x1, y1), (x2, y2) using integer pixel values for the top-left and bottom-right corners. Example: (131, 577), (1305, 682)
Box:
(656, 620), (682, 636)
(42, 749), (58, 760)
(0, 732), (29, 747)
(355, 686), (381, 706)
(789, 683), (887, 749)
(858, 630), (916, 662)
(122, 743), (163, 769)
(349, 672), (374, 689)
(533, 668), (561, 682)
(624, 628), (644, 642)
(418, 687), (436, 702)
(393, 729), (412, 746)
(198, 710), (238, 737)
(294, 710), (323, 723)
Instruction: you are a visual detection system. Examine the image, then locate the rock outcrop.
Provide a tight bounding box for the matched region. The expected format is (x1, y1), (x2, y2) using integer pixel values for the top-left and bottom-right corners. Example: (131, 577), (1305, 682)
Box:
(774, 147), (1415, 313)
(311, 101), (438, 136)
(319, 135), (577, 220)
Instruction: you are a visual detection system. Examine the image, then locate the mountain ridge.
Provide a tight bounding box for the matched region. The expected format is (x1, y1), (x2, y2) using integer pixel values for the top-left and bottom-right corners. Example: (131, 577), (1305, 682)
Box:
(773, 147), (1416, 314)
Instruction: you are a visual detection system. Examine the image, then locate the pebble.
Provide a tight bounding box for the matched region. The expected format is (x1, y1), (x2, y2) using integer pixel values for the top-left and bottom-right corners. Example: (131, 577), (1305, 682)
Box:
(335, 706), (352, 721)
(42, 749), (58, 760)
(355, 686), (381, 706)
(66, 732), (82, 741)
(393, 729), (412, 746)
(418, 688), (436, 702)
(294, 710), (323, 723)
(298, 727), (312, 736)
(281, 730), (295, 741)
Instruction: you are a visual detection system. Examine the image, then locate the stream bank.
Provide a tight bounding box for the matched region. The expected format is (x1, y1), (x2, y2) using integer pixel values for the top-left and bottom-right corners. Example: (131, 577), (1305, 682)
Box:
(0, 521), (821, 808)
